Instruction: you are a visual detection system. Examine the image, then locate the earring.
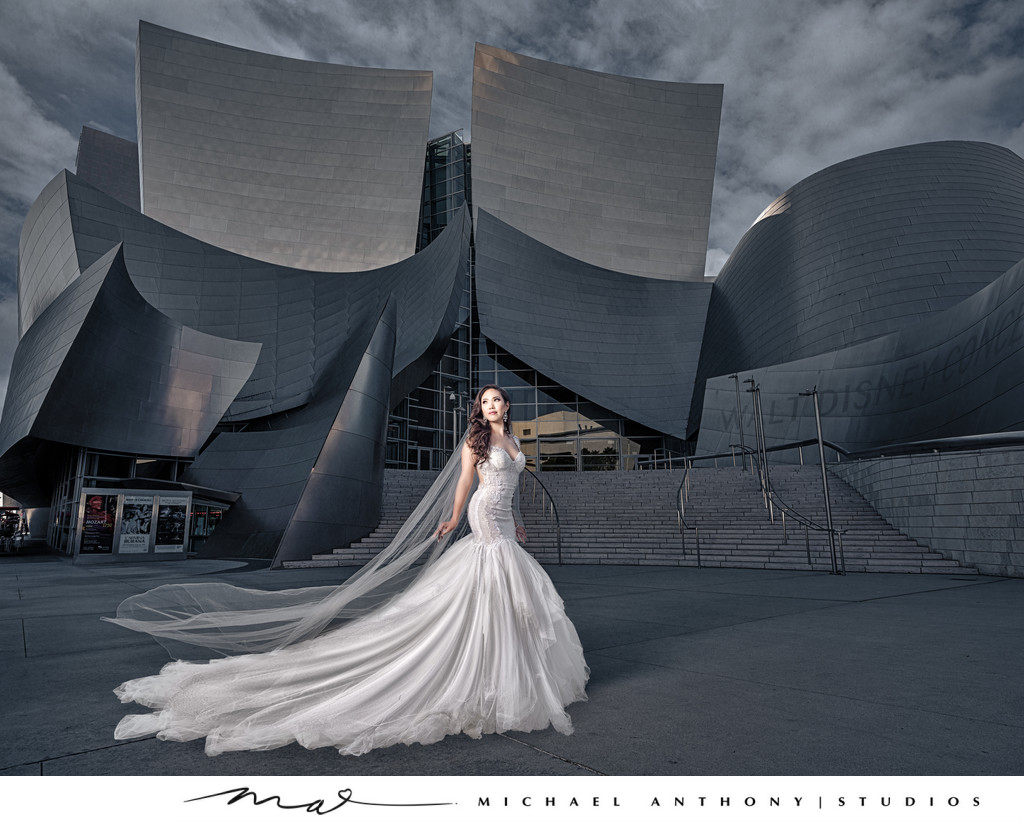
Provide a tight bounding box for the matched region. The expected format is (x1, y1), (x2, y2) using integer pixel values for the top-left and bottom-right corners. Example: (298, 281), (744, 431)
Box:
(503, 412), (508, 422)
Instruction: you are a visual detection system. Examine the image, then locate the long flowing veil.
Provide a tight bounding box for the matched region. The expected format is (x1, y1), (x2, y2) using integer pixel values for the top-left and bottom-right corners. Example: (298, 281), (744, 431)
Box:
(103, 435), (476, 659)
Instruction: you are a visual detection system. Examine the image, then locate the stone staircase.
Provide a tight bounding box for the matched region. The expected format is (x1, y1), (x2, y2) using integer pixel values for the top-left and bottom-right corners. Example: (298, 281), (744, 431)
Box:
(283, 466), (974, 574)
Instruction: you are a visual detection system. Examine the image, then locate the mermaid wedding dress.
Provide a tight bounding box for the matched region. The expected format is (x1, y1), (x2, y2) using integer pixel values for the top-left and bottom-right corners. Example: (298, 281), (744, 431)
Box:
(110, 443), (589, 756)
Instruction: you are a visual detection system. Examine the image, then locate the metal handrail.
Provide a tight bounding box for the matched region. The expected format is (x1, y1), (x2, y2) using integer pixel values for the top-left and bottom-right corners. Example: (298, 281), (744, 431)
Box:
(608, 430), (1024, 475)
(678, 439), (849, 574)
(765, 487), (848, 574)
(693, 431), (1024, 464)
(675, 443), (759, 567)
(674, 424), (1024, 575)
(520, 467), (562, 565)
(675, 453), (703, 567)
(730, 440), (847, 574)
(676, 472), (697, 566)
(842, 430), (1024, 459)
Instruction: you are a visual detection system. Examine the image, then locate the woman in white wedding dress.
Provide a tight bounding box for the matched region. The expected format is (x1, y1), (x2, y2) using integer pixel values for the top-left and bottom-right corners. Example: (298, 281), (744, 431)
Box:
(108, 384), (589, 756)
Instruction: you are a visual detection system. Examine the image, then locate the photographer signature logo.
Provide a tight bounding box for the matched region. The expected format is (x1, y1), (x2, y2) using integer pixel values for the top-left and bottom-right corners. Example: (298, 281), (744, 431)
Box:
(186, 785), (454, 815)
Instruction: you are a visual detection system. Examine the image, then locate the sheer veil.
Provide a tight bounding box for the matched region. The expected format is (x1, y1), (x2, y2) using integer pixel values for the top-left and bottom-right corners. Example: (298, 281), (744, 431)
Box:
(103, 435), (477, 659)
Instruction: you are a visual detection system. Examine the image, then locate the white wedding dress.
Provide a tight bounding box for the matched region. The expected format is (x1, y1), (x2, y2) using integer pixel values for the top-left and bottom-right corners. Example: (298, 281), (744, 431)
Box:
(112, 444), (589, 756)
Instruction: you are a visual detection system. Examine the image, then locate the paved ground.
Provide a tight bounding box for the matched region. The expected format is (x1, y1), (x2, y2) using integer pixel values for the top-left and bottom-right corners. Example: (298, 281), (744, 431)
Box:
(0, 551), (1021, 776)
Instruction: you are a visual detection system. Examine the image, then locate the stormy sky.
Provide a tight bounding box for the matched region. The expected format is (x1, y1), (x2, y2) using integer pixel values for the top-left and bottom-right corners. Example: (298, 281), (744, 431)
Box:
(0, 0), (1023, 403)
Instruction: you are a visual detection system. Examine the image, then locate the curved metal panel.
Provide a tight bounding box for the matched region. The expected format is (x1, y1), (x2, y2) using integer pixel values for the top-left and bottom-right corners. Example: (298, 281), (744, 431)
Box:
(692, 141), (1024, 435)
(274, 297), (398, 566)
(75, 125), (140, 212)
(696, 254), (1024, 456)
(136, 21), (432, 272)
(50, 172), (469, 421)
(182, 296), (397, 562)
(475, 209), (711, 438)
(18, 171), (79, 337)
(5, 172), (470, 556)
(471, 43), (722, 282)
(0, 244), (261, 505)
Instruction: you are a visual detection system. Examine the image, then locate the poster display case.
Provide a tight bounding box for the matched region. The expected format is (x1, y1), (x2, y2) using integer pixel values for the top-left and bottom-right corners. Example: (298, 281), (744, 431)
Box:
(73, 489), (192, 562)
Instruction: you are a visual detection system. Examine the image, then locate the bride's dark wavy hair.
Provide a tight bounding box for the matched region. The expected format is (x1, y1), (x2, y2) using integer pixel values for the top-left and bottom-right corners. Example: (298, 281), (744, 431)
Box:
(467, 384), (512, 465)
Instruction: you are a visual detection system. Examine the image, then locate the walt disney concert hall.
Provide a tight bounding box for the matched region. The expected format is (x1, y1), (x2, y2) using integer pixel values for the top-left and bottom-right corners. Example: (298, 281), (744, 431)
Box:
(3, 22), (1023, 576)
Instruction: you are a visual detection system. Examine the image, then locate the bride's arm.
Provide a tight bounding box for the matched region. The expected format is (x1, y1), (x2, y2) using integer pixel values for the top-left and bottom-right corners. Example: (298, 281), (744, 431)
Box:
(435, 442), (476, 539)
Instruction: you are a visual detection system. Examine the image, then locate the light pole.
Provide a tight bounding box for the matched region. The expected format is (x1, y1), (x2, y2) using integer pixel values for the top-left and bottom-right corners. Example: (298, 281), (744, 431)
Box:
(442, 385), (450, 458)
(449, 389), (459, 448)
(800, 386), (843, 575)
(730, 373), (746, 471)
(744, 378), (769, 498)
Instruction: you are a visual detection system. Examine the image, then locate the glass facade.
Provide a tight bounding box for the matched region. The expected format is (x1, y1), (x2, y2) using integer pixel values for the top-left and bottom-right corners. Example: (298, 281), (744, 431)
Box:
(418, 131), (470, 250)
(387, 131), (473, 470)
(390, 129), (686, 471)
(46, 446), (221, 556)
(474, 341), (650, 472)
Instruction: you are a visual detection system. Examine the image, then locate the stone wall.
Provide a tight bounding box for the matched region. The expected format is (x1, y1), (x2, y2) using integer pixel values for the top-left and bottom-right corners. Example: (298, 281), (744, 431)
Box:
(831, 448), (1024, 577)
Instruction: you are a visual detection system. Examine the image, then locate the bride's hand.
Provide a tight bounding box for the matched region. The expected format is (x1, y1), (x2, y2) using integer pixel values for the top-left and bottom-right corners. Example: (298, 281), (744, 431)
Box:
(515, 525), (527, 543)
(436, 519), (457, 540)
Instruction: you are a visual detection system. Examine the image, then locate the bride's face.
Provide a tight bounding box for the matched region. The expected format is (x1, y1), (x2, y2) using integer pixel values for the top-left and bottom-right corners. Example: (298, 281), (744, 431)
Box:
(480, 390), (508, 424)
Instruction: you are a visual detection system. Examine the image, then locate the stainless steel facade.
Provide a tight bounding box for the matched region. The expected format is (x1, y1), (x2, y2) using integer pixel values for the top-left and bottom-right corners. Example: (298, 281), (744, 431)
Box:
(3, 168), (470, 563)
(0, 243), (259, 504)
(697, 253), (1024, 457)
(17, 169), (79, 338)
(75, 125), (141, 212)
(475, 209), (711, 440)
(471, 43), (722, 282)
(136, 22), (432, 272)
(691, 141), (1024, 436)
(7, 22), (1024, 566)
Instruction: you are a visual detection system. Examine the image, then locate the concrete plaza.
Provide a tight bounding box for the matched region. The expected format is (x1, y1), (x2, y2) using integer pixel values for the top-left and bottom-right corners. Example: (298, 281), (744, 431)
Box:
(1, 552), (1020, 776)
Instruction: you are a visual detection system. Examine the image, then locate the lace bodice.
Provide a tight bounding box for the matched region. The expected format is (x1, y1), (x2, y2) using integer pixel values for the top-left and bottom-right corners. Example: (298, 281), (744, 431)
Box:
(477, 444), (525, 491)
(468, 442), (525, 548)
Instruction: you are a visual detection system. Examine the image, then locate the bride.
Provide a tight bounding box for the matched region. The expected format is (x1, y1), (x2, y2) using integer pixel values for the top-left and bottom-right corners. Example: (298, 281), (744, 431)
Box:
(106, 384), (589, 756)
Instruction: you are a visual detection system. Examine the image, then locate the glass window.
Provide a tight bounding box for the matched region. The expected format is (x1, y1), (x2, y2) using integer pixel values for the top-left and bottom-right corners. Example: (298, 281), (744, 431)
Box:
(539, 443), (576, 471)
(134, 458), (177, 481)
(536, 388), (571, 418)
(508, 386), (533, 408)
(536, 410), (578, 439)
(493, 369), (525, 390)
(192, 506), (208, 536)
(191, 505), (225, 538)
(93, 454), (133, 479)
(581, 441), (619, 471)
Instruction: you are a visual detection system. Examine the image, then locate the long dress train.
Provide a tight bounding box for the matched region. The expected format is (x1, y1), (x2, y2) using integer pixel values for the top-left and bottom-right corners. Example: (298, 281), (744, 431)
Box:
(111, 444), (589, 756)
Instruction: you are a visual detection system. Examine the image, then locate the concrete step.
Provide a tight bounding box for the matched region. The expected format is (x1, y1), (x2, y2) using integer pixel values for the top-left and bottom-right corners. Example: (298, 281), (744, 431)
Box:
(283, 466), (976, 575)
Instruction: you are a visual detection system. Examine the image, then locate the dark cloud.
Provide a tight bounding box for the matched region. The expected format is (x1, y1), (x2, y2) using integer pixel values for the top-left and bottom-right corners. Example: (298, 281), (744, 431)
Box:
(0, 0), (1022, 403)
